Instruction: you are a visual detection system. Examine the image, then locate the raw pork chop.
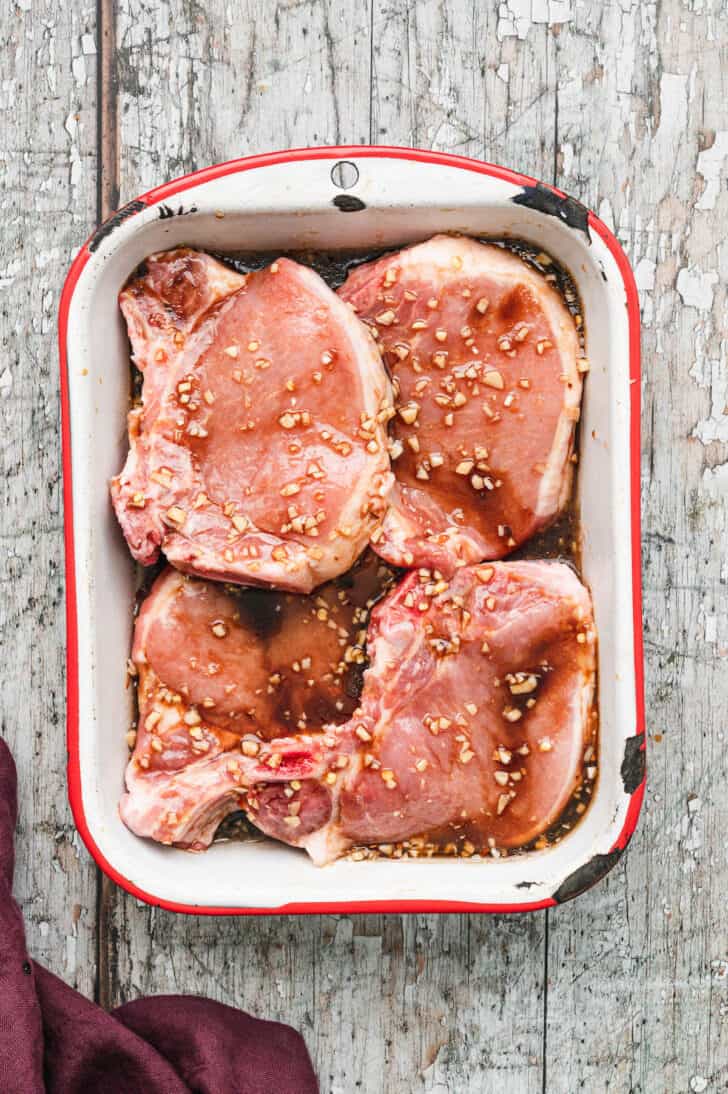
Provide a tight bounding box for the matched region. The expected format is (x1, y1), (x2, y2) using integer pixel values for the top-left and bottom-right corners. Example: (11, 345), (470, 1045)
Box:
(121, 560), (596, 862)
(119, 554), (396, 847)
(112, 249), (393, 593)
(330, 559), (596, 859)
(338, 235), (583, 572)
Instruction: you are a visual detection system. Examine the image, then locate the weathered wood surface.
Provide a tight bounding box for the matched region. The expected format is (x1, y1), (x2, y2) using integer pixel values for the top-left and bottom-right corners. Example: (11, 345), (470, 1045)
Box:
(0, 0), (99, 998)
(2, 1), (727, 1091)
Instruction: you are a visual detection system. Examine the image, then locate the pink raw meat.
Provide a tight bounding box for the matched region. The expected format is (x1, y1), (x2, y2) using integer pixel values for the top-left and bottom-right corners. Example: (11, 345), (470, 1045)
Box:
(338, 234), (583, 572)
(119, 554), (395, 849)
(121, 560), (596, 862)
(111, 249), (393, 593)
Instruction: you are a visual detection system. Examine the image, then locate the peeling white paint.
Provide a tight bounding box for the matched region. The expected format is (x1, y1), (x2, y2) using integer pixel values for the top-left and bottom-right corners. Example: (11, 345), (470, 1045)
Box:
(701, 461), (728, 500)
(597, 197), (615, 231)
(633, 257), (656, 329)
(680, 801), (703, 853)
(0, 367), (13, 399)
(0, 257), (21, 290)
(676, 265), (718, 311)
(693, 351), (728, 445)
(64, 933), (77, 976)
(654, 74), (690, 202)
(496, 63), (509, 83)
(0, 78), (17, 112)
(688, 61), (698, 105)
(497, 0), (534, 40)
(63, 111), (82, 190)
(80, 32), (96, 55)
(532, 0), (574, 24)
(635, 258), (656, 293)
(696, 130), (728, 210)
(72, 54), (86, 87)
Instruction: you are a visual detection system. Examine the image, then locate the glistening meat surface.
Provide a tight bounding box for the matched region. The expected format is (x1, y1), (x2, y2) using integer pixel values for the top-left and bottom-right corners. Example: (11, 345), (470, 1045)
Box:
(274, 560), (596, 863)
(332, 559), (597, 858)
(120, 560), (596, 862)
(338, 234), (583, 571)
(119, 555), (396, 848)
(111, 249), (394, 593)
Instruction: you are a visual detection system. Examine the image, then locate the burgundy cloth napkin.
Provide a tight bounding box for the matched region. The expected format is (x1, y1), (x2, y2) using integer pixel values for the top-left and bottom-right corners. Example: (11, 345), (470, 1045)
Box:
(0, 738), (318, 1094)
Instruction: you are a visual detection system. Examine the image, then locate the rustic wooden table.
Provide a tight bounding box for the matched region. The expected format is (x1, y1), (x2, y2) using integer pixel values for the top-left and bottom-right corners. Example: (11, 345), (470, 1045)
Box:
(2, 2), (726, 1091)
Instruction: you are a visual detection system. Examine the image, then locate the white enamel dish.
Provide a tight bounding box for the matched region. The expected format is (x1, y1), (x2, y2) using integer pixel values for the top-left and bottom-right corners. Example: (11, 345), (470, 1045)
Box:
(59, 146), (645, 914)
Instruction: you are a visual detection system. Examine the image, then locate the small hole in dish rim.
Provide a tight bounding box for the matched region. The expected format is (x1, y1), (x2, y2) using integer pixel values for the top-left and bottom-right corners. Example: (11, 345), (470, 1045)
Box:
(330, 161), (359, 190)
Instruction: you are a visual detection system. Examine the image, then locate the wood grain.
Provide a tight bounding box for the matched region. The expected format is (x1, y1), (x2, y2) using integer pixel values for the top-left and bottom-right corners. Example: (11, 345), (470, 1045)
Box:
(545, 3), (728, 1092)
(371, 0), (557, 180)
(0, 1), (99, 995)
(5, 0), (728, 1091)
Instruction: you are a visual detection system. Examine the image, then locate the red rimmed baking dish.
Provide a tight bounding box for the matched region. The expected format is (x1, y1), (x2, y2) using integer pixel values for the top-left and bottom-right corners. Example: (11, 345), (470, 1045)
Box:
(59, 146), (644, 914)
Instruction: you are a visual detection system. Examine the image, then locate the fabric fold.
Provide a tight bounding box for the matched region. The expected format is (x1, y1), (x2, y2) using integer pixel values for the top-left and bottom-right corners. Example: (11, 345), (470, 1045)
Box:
(0, 738), (318, 1094)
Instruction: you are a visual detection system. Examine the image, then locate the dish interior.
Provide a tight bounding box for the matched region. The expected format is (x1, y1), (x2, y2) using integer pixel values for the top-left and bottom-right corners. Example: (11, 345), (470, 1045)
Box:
(65, 156), (637, 908)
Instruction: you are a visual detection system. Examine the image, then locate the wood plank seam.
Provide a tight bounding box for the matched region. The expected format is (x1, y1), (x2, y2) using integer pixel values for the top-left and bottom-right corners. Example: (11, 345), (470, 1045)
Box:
(96, 0), (119, 1012)
(98, 0), (119, 220)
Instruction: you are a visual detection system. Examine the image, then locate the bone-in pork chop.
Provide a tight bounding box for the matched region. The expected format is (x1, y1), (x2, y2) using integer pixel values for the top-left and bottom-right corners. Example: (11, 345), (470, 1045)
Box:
(247, 559), (596, 863)
(112, 249), (393, 593)
(332, 559), (596, 858)
(338, 235), (583, 571)
(119, 554), (396, 847)
(120, 560), (596, 861)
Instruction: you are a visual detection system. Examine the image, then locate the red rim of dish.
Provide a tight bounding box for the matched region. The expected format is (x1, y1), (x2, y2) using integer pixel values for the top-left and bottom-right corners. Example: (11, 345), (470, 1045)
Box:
(59, 145), (645, 916)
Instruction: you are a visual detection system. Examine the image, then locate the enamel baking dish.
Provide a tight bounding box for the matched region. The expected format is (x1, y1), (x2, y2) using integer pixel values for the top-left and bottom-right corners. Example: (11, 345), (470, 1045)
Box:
(59, 146), (644, 914)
